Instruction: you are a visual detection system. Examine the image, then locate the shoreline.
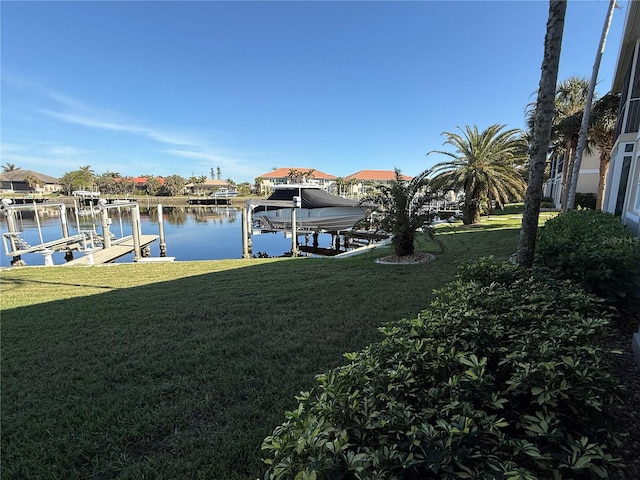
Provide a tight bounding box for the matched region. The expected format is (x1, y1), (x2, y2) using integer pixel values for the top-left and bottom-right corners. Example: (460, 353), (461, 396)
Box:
(0, 194), (253, 209)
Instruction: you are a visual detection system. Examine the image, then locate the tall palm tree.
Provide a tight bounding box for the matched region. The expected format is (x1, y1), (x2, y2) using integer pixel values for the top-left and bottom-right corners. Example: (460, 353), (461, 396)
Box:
(553, 76), (590, 209)
(566, 0), (617, 211)
(428, 124), (528, 225)
(518, 0), (566, 268)
(2, 163), (18, 172)
(589, 92), (619, 210)
(360, 169), (441, 257)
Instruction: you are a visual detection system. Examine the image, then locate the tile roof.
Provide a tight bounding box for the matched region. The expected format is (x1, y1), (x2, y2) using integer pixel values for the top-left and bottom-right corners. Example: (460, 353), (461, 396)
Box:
(0, 169), (59, 184)
(344, 170), (413, 181)
(185, 179), (228, 187)
(132, 176), (166, 185)
(259, 168), (337, 180)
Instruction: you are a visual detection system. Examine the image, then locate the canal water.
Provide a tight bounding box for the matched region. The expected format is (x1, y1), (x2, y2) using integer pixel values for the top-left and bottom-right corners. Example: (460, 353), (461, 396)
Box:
(0, 205), (333, 267)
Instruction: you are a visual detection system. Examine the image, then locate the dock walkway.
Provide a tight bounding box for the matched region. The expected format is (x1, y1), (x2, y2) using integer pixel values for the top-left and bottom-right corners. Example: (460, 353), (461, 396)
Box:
(63, 235), (159, 266)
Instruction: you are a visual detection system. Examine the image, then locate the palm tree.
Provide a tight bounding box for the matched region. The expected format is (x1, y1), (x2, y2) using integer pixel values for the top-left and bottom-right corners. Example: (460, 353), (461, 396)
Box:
(286, 168), (302, 183)
(517, 0), (566, 268)
(302, 169), (315, 183)
(360, 169), (442, 257)
(428, 124), (528, 225)
(24, 174), (42, 191)
(2, 163), (18, 172)
(553, 76), (590, 209)
(589, 92), (619, 210)
(254, 177), (264, 195)
(566, 0), (617, 211)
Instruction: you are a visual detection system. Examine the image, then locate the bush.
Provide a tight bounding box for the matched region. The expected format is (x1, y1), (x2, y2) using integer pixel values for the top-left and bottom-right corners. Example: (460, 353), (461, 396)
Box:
(574, 193), (597, 210)
(540, 196), (555, 209)
(262, 260), (624, 479)
(535, 209), (640, 302)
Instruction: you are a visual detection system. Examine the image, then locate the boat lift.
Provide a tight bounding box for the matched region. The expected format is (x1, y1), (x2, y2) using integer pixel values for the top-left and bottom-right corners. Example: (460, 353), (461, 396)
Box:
(242, 197), (302, 258)
(1, 199), (83, 266)
(1, 199), (163, 266)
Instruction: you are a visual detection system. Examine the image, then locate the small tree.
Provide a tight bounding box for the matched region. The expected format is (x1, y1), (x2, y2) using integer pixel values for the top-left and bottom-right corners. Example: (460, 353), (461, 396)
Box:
(360, 169), (442, 257)
(143, 176), (162, 196)
(162, 175), (186, 196)
(24, 174), (42, 192)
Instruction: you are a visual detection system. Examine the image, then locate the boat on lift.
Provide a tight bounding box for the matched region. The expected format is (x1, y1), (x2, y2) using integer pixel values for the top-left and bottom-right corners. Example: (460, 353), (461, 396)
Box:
(209, 188), (239, 199)
(251, 184), (365, 232)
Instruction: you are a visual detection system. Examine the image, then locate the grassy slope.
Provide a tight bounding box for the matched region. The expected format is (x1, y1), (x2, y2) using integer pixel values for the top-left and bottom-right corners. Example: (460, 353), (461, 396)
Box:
(0, 211), (555, 479)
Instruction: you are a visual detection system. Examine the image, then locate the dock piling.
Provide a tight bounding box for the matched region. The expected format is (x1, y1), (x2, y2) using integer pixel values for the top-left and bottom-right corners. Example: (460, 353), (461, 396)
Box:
(241, 207), (250, 258)
(131, 203), (142, 261)
(99, 201), (112, 249)
(158, 204), (167, 257)
(60, 204), (70, 238)
(291, 207), (298, 257)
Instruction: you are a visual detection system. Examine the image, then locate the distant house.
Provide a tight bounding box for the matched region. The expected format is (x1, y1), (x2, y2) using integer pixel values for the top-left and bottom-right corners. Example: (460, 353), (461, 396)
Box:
(132, 176), (166, 192)
(185, 179), (229, 195)
(544, 149), (600, 208)
(604, 2), (640, 237)
(0, 169), (60, 193)
(343, 170), (413, 197)
(257, 168), (337, 193)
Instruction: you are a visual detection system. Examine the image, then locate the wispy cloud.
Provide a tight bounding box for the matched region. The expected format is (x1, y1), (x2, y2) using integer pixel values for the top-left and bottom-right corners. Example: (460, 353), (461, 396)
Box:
(41, 110), (204, 147)
(2, 74), (271, 180)
(4, 73), (206, 147)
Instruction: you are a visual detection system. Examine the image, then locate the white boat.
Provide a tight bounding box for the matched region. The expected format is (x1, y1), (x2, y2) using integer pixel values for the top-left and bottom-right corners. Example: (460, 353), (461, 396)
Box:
(252, 184), (365, 232)
(72, 190), (101, 206)
(209, 188), (239, 199)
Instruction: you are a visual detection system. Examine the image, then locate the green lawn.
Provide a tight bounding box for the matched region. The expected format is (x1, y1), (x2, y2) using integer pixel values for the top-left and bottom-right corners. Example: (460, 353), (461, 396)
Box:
(0, 210), (555, 479)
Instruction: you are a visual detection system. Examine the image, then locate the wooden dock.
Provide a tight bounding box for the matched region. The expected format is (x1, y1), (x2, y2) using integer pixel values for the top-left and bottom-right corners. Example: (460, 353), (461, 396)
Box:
(63, 234), (159, 266)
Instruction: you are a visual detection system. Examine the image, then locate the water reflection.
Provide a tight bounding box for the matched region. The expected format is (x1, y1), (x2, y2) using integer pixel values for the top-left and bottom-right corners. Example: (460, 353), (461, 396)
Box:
(0, 205), (298, 267)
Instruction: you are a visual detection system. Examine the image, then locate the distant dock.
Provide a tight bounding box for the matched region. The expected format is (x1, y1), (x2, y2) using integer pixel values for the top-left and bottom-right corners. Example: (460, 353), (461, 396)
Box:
(187, 197), (234, 205)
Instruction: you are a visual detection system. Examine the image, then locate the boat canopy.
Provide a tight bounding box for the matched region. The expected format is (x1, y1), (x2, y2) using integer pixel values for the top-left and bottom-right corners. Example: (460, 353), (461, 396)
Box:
(266, 188), (360, 209)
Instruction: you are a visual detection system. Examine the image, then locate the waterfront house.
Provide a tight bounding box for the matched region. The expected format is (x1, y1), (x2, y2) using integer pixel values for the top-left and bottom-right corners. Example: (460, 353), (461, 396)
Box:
(257, 168), (337, 194)
(132, 176), (166, 192)
(343, 170), (413, 198)
(604, 1), (640, 237)
(0, 169), (60, 193)
(185, 179), (230, 195)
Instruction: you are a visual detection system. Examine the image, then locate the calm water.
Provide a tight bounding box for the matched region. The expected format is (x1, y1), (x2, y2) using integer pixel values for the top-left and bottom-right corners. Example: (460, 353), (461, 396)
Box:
(0, 205), (333, 267)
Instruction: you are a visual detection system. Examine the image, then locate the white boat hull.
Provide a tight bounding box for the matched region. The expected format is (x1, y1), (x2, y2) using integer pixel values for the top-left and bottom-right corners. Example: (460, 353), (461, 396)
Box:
(252, 206), (364, 232)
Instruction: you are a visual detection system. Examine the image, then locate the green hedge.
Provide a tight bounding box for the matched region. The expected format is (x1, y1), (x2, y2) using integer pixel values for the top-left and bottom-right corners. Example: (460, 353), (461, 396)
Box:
(574, 193), (597, 210)
(262, 260), (624, 479)
(535, 209), (640, 302)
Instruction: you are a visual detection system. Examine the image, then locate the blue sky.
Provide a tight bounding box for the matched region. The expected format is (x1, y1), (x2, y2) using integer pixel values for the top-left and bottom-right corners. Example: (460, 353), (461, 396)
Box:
(0, 0), (628, 183)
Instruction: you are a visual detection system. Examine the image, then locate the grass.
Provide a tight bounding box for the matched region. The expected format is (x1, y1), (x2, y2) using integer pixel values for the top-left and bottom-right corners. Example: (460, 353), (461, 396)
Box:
(0, 209), (555, 479)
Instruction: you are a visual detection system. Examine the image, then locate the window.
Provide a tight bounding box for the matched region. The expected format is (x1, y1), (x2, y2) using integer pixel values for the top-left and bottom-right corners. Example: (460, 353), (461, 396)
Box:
(625, 143), (635, 152)
(615, 156), (632, 216)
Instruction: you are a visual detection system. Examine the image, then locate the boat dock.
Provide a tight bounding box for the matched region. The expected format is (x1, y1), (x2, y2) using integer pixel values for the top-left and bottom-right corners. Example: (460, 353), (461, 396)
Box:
(63, 234), (159, 266)
(187, 197), (234, 205)
(1, 200), (167, 266)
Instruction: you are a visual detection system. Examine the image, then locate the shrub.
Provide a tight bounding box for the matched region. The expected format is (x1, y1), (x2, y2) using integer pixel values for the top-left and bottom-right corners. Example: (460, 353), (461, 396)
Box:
(535, 209), (640, 302)
(574, 193), (597, 210)
(540, 196), (555, 209)
(262, 262), (624, 479)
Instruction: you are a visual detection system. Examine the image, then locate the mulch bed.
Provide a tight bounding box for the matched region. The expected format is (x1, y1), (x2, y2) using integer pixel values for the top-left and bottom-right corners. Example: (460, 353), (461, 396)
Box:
(609, 297), (640, 479)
